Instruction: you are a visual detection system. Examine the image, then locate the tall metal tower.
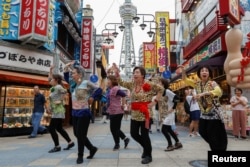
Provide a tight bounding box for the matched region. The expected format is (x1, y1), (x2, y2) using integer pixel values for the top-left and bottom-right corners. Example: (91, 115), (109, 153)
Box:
(119, 0), (137, 78)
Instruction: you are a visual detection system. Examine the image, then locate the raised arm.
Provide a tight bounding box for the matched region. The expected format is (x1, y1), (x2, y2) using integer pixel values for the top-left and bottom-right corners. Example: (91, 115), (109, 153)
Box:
(179, 65), (196, 88)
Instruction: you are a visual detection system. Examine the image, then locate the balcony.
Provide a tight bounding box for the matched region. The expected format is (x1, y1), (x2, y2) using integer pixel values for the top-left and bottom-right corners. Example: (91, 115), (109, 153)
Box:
(181, 0), (195, 13)
(183, 12), (228, 59)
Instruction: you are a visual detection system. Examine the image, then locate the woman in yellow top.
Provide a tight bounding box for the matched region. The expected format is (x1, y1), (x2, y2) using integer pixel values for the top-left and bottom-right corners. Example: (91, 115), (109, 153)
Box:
(180, 65), (227, 151)
(111, 64), (163, 164)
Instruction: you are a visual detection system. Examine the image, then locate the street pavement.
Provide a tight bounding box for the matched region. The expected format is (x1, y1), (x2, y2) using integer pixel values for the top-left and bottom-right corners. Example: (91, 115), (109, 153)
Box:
(0, 116), (249, 167)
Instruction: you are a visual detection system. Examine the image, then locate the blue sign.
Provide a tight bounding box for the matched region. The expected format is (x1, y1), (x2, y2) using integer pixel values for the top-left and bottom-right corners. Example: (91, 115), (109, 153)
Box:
(90, 74), (98, 83)
(44, 0), (56, 51)
(0, 0), (20, 40)
(163, 70), (171, 79)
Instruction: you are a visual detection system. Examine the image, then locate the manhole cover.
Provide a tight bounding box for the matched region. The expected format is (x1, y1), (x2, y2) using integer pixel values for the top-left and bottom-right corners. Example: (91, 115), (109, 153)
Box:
(189, 160), (208, 167)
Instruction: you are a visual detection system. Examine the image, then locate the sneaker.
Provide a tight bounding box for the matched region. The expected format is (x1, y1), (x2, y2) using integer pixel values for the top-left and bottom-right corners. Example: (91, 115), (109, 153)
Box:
(141, 156), (152, 164)
(63, 142), (75, 150)
(174, 142), (183, 149)
(124, 138), (130, 149)
(240, 136), (247, 140)
(28, 135), (36, 138)
(76, 156), (83, 164)
(164, 145), (174, 151)
(87, 146), (98, 159)
(48, 146), (61, 153)
(189, 133), (195, 137)
(193, 132), (200, 137)
(113, 144), (120, 151)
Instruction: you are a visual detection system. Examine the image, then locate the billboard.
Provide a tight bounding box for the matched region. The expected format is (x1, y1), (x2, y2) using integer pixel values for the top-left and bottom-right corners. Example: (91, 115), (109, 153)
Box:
(81, 18), (93, 70)
(0, 0), (20, 40)
(101, 33), (114, 49)
(143, 42), (156, 73)
(19, 0), (49, 43)
(155, 12), (170, 72)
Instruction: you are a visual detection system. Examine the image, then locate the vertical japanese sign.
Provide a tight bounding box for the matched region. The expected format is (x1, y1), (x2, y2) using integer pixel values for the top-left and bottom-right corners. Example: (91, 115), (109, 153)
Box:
(143, 42), (156, 73)
(219, 0), (240, 25)
(19, 0), (34, 37)
(34, 0), (49, 36)
(44, 0), (56, 51)
(81, 18), (93, 69)
(19, 0), (49, 42)
(155, 12), (170, 73)
(0, 0), (20, 40)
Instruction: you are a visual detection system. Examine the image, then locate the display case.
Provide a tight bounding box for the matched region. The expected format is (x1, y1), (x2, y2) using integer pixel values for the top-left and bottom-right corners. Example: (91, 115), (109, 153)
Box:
(0, 85), (51, 136)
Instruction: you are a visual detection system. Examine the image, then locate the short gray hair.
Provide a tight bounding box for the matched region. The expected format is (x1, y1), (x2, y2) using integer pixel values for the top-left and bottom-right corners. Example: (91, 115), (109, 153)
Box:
(73, 65), (85, 78)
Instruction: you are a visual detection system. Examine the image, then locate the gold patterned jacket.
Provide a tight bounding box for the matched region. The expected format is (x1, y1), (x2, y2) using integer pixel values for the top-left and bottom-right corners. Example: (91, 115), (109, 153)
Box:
(185, 78), (222, 117)
(119, 80), (164, 121)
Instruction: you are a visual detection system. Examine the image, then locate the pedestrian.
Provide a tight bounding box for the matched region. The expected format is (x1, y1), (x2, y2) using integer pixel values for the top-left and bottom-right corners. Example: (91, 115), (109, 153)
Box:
(100, 90), (109, 124)
(159, 78), (183, 151)
(64, 62), (102, 164)
(111, 64), (163, 164)
(47, 66), (74, 153)
(180, 65), (227, 151)
(184, 86), (201, 137)
(28, 85), (47, 138)
(230, 88), (248, 139)
(106, 75), (130, 151)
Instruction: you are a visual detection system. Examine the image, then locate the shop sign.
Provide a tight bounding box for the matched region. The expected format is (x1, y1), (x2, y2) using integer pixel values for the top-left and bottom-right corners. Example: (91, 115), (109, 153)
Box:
(219, 0), (240, 25)
(81, 18), (93, 70)
(0, 0), (20, 40)
(0, 45), (53, 72)
(43, 0), (56, 51)
(58, 59), (66, 76)
(19, 0), (49, 43)
(156, 12), (170, 72)
(101, 33), (114, 49)
(143, 42), (156, 73)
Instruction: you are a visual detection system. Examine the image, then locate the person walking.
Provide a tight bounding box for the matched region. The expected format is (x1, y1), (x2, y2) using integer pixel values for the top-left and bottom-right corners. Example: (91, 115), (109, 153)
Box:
(230, 88), (248, 139)
(184, 86), (201, 137)
(106, 75), (130, 151)
(180, 65), (227, 151)
(28, 85), (47, 138)
(159, 78), (183, 151)
(111, 64), (163, 164)
(47, 66), (74, 153)
(64, 62), (102, 164)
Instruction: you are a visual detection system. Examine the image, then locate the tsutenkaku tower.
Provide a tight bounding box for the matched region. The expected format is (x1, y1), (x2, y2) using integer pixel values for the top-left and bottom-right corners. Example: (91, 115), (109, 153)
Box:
(119, 0), (137, 78)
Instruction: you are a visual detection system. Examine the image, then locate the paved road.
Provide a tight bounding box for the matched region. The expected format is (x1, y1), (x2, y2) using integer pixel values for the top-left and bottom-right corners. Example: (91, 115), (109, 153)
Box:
(0, 117), (249, 167)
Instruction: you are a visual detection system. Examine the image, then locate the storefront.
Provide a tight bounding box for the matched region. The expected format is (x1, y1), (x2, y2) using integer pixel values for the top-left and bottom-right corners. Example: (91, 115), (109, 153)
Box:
(0, 42), (69, 136)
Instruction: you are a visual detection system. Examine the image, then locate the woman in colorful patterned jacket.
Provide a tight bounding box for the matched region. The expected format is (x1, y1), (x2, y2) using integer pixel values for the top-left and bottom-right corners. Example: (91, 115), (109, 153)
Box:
(180, 65), (227, 151)
(111, 64), (163, 164)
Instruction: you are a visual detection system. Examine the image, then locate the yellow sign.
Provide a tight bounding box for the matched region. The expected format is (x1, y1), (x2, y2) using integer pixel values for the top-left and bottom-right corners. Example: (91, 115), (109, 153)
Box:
(155, 12), (170, 72)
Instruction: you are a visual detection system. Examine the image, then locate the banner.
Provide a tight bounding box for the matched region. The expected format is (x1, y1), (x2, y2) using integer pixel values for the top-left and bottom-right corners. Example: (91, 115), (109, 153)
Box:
(155, 12), (170, 72)
(81, 18), (93, 69)
(0, 0), (20, 40)
(19, 0), (49, 42)
(143, 42), (156, 73)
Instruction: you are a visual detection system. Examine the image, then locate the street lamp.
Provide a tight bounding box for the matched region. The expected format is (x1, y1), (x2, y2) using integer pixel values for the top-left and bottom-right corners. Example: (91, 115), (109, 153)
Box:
(133, 13), (155, 30)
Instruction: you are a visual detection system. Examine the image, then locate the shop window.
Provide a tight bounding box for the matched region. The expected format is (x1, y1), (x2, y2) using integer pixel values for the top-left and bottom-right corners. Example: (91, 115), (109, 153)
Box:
(205, 8), (216, 25)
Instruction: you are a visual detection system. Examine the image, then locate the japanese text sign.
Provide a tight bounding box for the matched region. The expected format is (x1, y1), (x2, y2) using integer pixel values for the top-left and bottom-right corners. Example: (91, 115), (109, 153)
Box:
(81, 18), (93, 69)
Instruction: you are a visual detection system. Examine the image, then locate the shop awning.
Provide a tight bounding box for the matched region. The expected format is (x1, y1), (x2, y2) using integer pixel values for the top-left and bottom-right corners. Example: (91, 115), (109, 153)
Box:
(171, 55), (226, 82)
(0, 70), (69, 88)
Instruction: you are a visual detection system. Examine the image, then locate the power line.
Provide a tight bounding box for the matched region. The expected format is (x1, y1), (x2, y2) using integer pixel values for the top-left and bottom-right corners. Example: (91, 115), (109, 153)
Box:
(95, 0), (116, 28)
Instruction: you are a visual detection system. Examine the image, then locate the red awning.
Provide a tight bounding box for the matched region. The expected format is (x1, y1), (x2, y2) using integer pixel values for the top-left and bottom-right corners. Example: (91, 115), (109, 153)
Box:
(0, 70), (69, 88)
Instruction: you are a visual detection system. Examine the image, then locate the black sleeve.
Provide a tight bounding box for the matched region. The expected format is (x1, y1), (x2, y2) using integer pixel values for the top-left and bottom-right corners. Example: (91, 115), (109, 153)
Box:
(172, 95), (179, 109)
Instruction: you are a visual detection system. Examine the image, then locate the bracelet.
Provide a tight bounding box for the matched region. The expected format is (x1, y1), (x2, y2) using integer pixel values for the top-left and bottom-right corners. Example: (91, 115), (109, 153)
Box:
(154, 99), (158, 103)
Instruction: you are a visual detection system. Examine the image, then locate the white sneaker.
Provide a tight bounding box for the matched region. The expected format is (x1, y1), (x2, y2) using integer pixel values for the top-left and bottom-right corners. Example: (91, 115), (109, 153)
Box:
(189, 133), (195, 137)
